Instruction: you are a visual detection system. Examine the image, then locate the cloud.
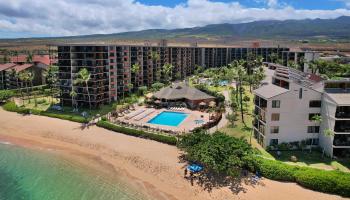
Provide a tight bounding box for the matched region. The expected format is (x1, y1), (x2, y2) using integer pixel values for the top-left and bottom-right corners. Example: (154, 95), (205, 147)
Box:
(0, 0), (349, 37)
(266, 0), (278, 8)
(337, 0), (350, 7)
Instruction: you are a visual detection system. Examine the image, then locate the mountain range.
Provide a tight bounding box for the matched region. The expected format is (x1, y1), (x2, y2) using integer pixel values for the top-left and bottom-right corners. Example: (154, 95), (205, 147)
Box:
(1, 16), (350, 43)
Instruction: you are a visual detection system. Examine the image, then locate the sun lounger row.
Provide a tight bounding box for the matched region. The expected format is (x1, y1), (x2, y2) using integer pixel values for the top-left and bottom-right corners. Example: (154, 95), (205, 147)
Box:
(134, 109), (155, 121)
(124, 109), (146, 120)
(169, 107), (185, 111)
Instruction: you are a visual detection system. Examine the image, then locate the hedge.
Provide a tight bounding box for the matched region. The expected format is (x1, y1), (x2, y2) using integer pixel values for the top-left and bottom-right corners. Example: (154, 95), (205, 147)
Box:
(97, 120), (177, 145)
(255, 158), (350, 197)
(2, 101), (88, 123)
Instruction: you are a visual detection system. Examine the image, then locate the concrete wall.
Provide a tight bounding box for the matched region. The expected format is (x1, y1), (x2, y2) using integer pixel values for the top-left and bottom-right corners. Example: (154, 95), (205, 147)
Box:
(264, 82), (322, 146)
(320, 93), (337, 156)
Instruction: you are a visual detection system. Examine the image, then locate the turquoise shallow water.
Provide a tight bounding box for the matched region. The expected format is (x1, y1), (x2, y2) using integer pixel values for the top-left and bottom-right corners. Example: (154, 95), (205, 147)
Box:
(0, 142), (146, 200)
(148, 111), (188, 127)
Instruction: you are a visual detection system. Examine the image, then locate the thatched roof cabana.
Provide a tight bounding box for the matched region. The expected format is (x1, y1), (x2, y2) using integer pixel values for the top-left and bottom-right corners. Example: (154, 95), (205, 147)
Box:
(153, 83), (214, 101)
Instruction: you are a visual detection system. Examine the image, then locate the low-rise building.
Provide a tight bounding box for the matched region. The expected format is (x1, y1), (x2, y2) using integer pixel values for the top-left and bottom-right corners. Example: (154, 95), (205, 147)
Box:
(253, 66), (350, 157)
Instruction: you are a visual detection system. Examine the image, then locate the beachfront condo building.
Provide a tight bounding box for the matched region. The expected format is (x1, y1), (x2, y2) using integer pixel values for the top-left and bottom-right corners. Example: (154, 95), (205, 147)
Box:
(57, 43), (302, 108)
(253, 64), (350, 157)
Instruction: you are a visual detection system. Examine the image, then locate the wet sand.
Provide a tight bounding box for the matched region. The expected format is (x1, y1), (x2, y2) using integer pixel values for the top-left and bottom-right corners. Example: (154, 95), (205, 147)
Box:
(0, 108), (347, 200)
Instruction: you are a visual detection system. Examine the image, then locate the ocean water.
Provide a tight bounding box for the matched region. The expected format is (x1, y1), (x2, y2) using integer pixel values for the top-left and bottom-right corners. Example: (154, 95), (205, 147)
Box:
(0, 142), (146, 200)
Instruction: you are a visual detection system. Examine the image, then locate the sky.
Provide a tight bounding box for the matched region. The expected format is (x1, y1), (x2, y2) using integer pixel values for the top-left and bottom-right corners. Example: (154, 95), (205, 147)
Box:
(0, 0), (349, 38)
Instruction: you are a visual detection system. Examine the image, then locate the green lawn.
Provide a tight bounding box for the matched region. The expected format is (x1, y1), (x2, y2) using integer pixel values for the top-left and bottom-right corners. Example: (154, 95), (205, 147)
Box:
(269, 150), (350, 172)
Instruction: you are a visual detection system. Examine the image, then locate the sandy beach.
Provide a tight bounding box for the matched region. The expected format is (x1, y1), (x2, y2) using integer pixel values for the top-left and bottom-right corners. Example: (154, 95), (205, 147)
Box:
(0, 108), (347, 200)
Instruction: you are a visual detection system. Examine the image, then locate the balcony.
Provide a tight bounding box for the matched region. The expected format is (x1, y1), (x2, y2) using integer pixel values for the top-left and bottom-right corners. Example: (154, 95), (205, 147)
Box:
(333, 134), (350, 147)
(334, 120), (350, 133)
(254, 95), (267, 108)
(335, 106), (350, 119)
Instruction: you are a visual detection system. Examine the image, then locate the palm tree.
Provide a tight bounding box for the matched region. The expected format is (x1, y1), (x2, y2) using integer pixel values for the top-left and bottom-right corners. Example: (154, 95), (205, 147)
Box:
(70, 88), (78, 110)
(151, 51), (160, 81)
(26, 52), (33, 63)
(27, 71), (36, 106)
(131, 63), (140, 90)
(269, 53), (279, 63)
(75, 68), (92, 110)
(322, 129), (335, 157)
(236, 61), (247, 124)
(18, 71), (29, 105)
(43, 65), (59, 104)
(229, 61), (241, 106)
(308, 60), (318, 74)
(251, 66), (266, 90)
(10, 69), (23, 104)
(162, 63), (174, 83)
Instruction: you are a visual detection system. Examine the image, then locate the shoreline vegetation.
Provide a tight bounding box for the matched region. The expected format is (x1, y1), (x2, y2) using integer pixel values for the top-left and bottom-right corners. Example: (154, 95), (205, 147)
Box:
(0, 108), (347, 200)
(1, 104), (350, 199)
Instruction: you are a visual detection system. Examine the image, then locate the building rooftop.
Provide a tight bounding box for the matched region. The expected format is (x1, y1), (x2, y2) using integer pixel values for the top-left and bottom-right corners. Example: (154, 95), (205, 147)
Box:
(253, 84), (289, 99)
(10, 55), (51, 65)
(6, 64), (34, 73)
(274, 65), (324, 89)
(326, 92), (350, 105)
(153, 83), (215, 101)
(0, 63), (16, 72)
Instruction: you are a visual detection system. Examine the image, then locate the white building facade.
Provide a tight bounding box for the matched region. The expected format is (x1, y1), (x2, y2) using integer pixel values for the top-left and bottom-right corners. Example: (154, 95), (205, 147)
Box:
(253, 66), (350, 157)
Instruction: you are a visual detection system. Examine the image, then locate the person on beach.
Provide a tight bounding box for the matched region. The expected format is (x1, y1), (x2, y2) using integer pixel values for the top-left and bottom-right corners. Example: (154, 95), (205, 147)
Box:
(184, 168), (188, 178)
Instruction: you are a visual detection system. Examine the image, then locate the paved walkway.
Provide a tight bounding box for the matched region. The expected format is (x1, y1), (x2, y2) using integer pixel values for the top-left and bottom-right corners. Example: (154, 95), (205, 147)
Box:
(209, 89), (232, 133)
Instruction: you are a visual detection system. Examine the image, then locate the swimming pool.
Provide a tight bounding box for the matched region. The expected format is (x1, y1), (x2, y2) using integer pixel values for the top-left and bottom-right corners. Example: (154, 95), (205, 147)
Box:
(147, 111), (189, 127)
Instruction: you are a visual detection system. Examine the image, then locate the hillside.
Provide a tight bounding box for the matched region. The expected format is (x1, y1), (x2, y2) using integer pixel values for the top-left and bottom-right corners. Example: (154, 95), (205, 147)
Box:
(0, 16), (350, 47)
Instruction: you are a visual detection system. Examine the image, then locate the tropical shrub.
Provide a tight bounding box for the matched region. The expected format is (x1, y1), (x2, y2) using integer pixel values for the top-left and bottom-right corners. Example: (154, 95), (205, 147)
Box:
(0, 90), (15, 102)
(255, 158), (350, 197)
(96, 121), (177, 145)
(2, 101), (88, 123)
(195, 84), (225, 103)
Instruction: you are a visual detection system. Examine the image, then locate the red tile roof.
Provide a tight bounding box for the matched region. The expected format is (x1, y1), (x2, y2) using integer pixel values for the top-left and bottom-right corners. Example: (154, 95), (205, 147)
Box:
(5, 64), (34, 72)
(308, 73), (323, 82)
(10, 55), (51, 65)
(10, 55), (27, 63)
(33, 55), (50, 65)
(0, 63), (16, 72)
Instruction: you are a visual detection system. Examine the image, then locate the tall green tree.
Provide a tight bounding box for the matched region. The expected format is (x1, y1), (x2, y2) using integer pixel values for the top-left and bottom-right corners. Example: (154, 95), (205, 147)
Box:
(178, 131), (255, 176)
(70, 88), (78, 110)
(131, 63), (141, 90)
(43, 65), (59, 104)
(237, 62), (247, 124)
(26, 52), (33, 63)
(27, 71), (36, 106)
(74, 68), (92, 110)
(162, 63), (174, 83)
(18, 71), (30, 105)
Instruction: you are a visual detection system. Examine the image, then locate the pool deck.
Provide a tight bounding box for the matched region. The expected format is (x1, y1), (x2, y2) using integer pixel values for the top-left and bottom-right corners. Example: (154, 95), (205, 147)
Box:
(116, 106), (210, 133)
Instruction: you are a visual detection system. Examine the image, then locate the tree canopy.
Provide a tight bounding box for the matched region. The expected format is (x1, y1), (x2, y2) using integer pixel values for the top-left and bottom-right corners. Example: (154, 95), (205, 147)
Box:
(178, 131), (256, 176)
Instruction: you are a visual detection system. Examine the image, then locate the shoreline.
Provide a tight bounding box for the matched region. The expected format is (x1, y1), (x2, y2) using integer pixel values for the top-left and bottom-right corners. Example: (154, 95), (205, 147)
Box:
(0, 108), (347, 200)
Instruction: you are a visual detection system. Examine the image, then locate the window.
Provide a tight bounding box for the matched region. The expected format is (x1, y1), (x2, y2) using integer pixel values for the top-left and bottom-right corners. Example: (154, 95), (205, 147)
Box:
(110, 59), (114, 63)
(272, 100), (280, 108)
(270, 139), (278, 146)
(271, 113), (280, 121)
(309, 113), (321, 121)
(299, 88), (303, 99)
(309, 100), (322, 108)
(307, 126), (320, 133)
(270, 126), (279, 134)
